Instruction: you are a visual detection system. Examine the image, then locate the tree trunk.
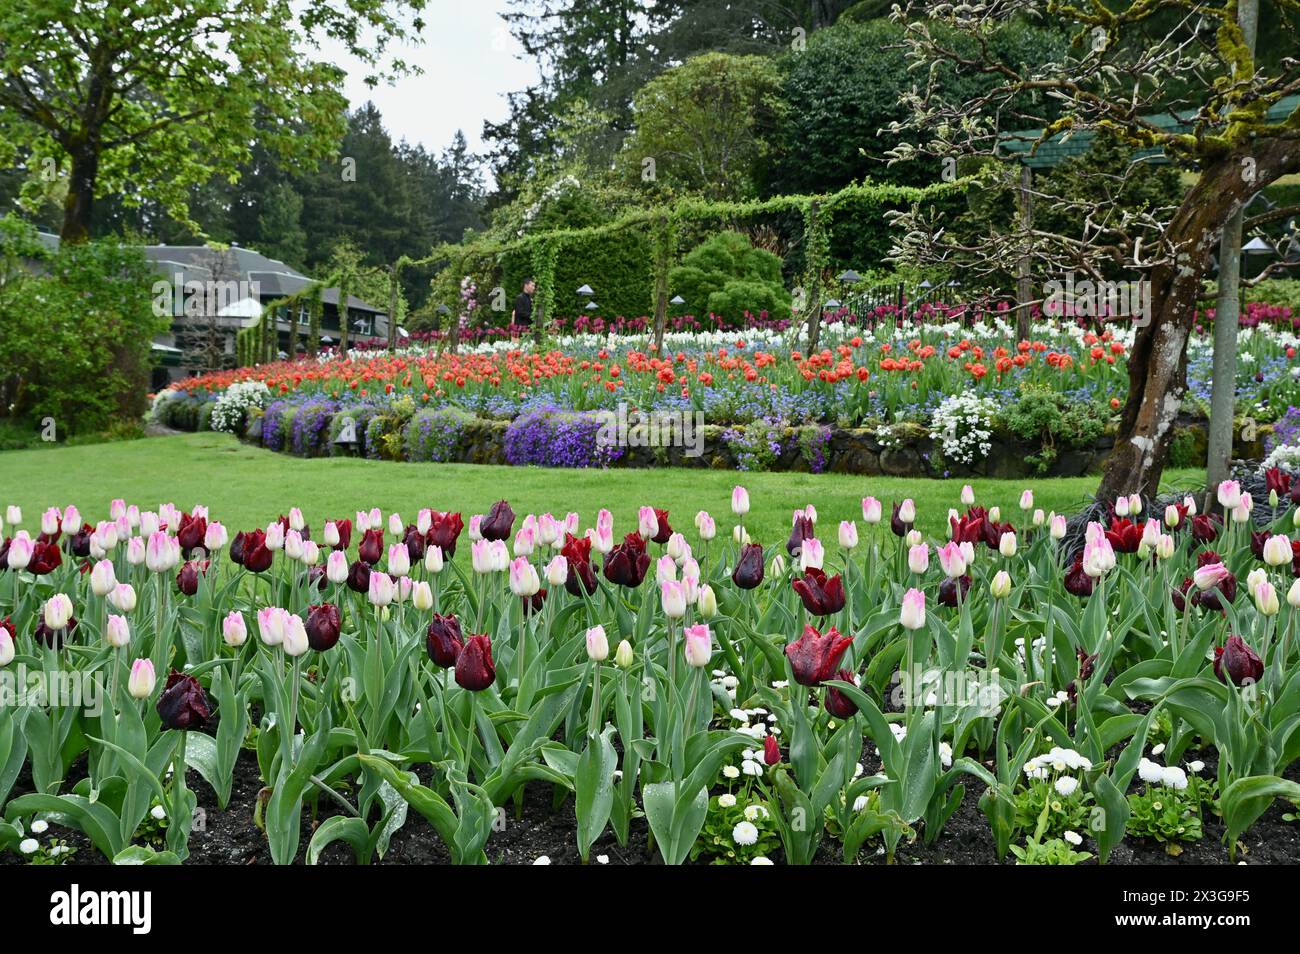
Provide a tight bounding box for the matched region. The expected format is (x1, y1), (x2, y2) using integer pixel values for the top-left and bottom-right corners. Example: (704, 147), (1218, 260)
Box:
(1098, 144), (1298, 499)
(1015, 164), (1033, 342)
(61, 146), (98, 245)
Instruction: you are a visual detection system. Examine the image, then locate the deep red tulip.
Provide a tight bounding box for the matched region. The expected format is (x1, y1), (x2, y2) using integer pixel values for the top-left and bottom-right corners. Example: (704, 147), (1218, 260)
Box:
(358, 528), (384, 565)
(1214, 634), (1264, 687)
(786, 515), (815, 556)
(561, 533), (597, 596)
(346, 560), (371, 594)
(403, 524), (426, 562)
(1190, 513), (1219, 545)
(1266, 467), (1291, 498)
(427, 614), (464, 667)
(792, 567), (845, 616)
(480, 500), (515, 542)
(732, 542), (765, 589)
(33, 616), (77, 649)
(305, 603), (342, 651)
(66, 523), (93, 558)
(784, 624), (854, 687)
(307, 565), (328, 592)
(1250, 530), (1268, 560)
(28, 540), (62, 575)
(175, 560), (207, 596)
(176, 513), (207, 555)
(427, 511), (464, 558)
(649, 508), (672, 544)
(329, 517), (353, 551)
(938, 574), (972, 607)
(824, 668), (860, 719)
(604, 532), (650, 587)
(1171, 577), (1194, 612)
(455, 634), (496, 691)
(242, 530), (272, 573)
(156, 670), (210, 730)
(1063, 558), (1094, 598)
(229, 530), (249, 565)
(763, 735), (781, 766)
(890, 503), (912, 538)
(521, 587), (547, 616)
(949, 507), (1009, 550)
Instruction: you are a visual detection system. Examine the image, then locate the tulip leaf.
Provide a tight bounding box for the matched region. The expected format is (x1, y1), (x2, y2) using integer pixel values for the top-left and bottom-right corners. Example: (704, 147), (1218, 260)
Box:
(5, 792), (124, 860)
(643, 779), (709, 866)
(1221, 775), (1300, 858)
(306, 815), (373, 865)
(575, 726), (618, 862)
(112, 845), (182, 865)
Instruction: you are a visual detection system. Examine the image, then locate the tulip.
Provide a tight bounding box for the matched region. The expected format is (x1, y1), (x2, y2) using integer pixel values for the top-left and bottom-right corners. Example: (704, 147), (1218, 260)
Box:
(89, 559), (116, 597)
(368, 571), (396, 607)
(655, 553), (677, 584)
(538, 554), (567, 589)
(999, 532), (1018, 558)
(387, 543), (410, 578)
(426, 614), (464, 667)
(938, 574), (972, 607)
(1246, 566), (1268, 597)
(455, 634), (496, 690)
(990, 570), (1012, 599)
(1082, 537), (1115, 578)
(784, 624), (853, 686)
(661, 579), (688, 618)
(666, 532), (688, 562)
(857, 496), (881, 525)
(473, 500), (513, 544)
(1217, 480), (1242, 510)
(586, 625), (609, 662)
(900, 587), (926, 630)
(203, 522), (228, 552)
(1018, 490), (1033, 512)
(4, 506), (19, 526)
(44, 594), (73, 631)
(304, 603), (342, 651)
(513, 525), (536, 558)
(411, 580), (434, 612)
(105, 614), (130, 649)
(176, 560), (205, 596)
(1156, 534), (1176, 561)
(890, 502), (912, 537)
(156, 670), (210, 729)
(960, 484), (975, 506)
(763, 735), (781, 766)
(1184, 495), (1198, 516)
(0, 629), (12, 668)
(5, 532), (32, 570)
(799, 537), (825, 571)
(1049, 514), (1068, 539)
(386, 512), (403, 538)
(41, 507), (61, 537)
(732, 542), (765, 589)
(786, 514), (814, 556)
(108, 583), (137, 613)
(683, 624), (712, 668)
(301, 541), (320, 566)
(1114, 495), (1130, 518)
(937, 541), (966, 578)
(263, 522), (285, 552)
(426, 545), (445, 574)
(1194, 562), (1231, 591)
(1290, 579), (1300, 609)
(490, 540), (510, 572)
(614, 639), (635, 668)
(1214, 634), (1263, 687)
(824, 669), (859, 719)
(792, 568), (846, 616)
(908, 543), (929, 575)
(357, 528), (384, 565)
(257, 607), (289, 646)
(1255, 581), (1280, 616)
(282, 614), (310, 657)
(128, 659), (156, 699)
(222, 611), (247, 648)
(508, 557), (540, 598)
(731, 486), (750, 516)
(697, 584), (718, 617)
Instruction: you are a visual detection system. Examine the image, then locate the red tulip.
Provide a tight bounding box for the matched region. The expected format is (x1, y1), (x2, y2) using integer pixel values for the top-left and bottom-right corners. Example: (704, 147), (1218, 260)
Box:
(561, 533), (597, 596)
(1190, 513), (1219, 545)
(455, 634), (496, 691)
(824, 668), (859, 718)
(358, 528), (384, 565)
(328, 517), (353, 551)
(66, 523), (93, 558)
(732, 542), (765, 589)
(175, 560), (208, 596)
(784, 624), (853, 687)
(1063, 558), (1094, 597)
(403, 524), (426, 562)
(1104, 518), (1142, 553)
(763, 735), (781, 766)
(346, 560), (371, 593)
(786, 514), (815, 555)
(27, 540), (62, 576)
(156, 670), (210, 730)
(427, 511), (464, 558)
(649, 508), (672, 544)
(1214, 634), (1263, 687)
(604, 532), (650, 587)
(889, 503), (912, 538)
(305, 603), (341, 651)
(938, 574), (972, 607)
(427, 614), (464, 667)
(480, 500), (515, 542)
(176, 513), (207, 555)
(792, 568), (845, 615)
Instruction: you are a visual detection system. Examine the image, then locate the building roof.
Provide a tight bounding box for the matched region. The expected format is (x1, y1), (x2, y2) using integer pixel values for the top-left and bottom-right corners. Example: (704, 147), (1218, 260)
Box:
(35, 234), (385, 315)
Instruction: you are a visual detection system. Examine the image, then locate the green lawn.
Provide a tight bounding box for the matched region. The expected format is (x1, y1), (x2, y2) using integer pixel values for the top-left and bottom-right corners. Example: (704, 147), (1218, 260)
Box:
(0, 432), (1206, 543)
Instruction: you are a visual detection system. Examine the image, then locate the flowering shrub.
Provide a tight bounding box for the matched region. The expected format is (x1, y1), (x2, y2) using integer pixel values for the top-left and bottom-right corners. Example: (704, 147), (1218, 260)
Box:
(502, 408), (623, 468)
(210, 381), (269, 435)
(930, 393), (996, 465)
(405, 407), (474, 463)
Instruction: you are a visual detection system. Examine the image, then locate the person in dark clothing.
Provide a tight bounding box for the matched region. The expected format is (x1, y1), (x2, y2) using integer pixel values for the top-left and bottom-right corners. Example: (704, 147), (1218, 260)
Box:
(512, 278), (535, 328)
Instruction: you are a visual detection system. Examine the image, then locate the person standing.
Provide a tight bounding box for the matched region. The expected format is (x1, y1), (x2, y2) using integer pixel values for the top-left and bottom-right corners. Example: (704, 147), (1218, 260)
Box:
(511, 278), (535, 332)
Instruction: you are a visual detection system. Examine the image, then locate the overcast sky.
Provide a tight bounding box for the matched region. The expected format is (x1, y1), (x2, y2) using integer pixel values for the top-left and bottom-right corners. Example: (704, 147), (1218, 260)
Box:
(318, 0), (540, 177)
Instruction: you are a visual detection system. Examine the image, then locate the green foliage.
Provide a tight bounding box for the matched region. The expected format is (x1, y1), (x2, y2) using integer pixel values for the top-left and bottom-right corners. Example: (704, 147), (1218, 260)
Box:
(1252, 279), (1300, 311)
(1126, 786), (1204, 845)
(0, 216), (166, 435)
(621, 53), (787, 201)
(669, 232), (790, 324)
(502, 227), (652, 322)
(1000, 384), (1108, 475)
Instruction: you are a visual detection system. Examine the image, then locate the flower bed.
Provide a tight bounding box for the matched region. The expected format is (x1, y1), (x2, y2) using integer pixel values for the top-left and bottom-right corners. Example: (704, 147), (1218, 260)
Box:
(2, 472), (1300, 866)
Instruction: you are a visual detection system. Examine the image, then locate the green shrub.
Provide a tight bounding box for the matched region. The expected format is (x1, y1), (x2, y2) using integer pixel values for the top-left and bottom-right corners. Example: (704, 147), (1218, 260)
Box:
(500, 227), (652, 322)
(1000, 384), (1107, 475)
(1251, 279), (1300, 311)
(669, 232), (790, 324)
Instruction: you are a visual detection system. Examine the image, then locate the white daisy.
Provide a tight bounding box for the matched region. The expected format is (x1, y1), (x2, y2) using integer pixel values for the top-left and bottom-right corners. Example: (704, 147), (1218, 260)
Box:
(732, 821), (759, 846)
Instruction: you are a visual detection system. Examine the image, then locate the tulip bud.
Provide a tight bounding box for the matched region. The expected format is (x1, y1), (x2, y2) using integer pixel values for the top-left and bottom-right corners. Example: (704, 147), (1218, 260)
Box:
(5, 505), (20, 526)
(44, 593), (73, 631)
(800, 538), (825, 571)
(1019, 490), (1033, 512)
(513, 526), (535, 557)
(999, 532), (1018, 558)
(264, 522), (284, 551)
(1156, 534), (1176, 561)
(731, 486), (750, 516)
(960, 484), (975, 506)
(1271, 489), (1280, 508)
(1255, 581), (1280, 616)
(1216, 479), (1241, 510)
(989, 506), (1001, 523)
(204, 521), (228, 551)
(223, 611), (247, 648)
(661, 579), (688, 618)
(326, 549), (349, 584)
(1049, 514), (1068, 539)
(861, 496), (882, 524)
(128, 659), (156, 699)
(614, 639), (634, 668)
(585, 625), (609, 662)
(733, 524), (750, 545)
(284, 529), (304, 561)
(697, 583), (718, 617)
(387, 543), (410, 578)
(1194, 562), (1230, 591)
(766, 553), (785, 579)
(108, 582), (137, 613)
(900, 588), (926, 630)
(257, 606), (287, 646)
(412, 580), (434, 611)
(508, 557), (540, 598)
(544, 554), (568, 587)
(683, 624), (712, 668)
(838, 520), (859, 550)
(368, 571), (396, 606)
(1232, 501), (1250, 524)
(987, 569), (1011, 599)
(1114, 495), (1129, 517)
(41, 507), (60, 536)
(1264, 534), (1292, 567)
(90, 559), (116, 597)
(1289, 579), (1300, 609)
(282, 614), (310, 657)
(6, 532), (32, 570)
(1164, 504), (1180, 528)
(0, 630), (13, 667)
(908, 543), (929, 575)
(126, 536), (146, 566)
(1032, 508), (1045, 527)
(301, 540), (320, 566)
(697, 512), (716, 541)
(1246, 567), (1268, 597)
(937, 541), (966, 578)
(388, 512), (404, 537)
(425, 545), (444, 574)
(105, 614), (131, 649)
(898, 499), (916, 523)
(323, 521), (341, 547)
(666, 532), (687, 562)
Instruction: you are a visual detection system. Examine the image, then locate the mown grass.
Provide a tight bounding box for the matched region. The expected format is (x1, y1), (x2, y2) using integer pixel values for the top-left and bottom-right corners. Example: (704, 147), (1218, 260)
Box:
(0, 432), (1205, 543)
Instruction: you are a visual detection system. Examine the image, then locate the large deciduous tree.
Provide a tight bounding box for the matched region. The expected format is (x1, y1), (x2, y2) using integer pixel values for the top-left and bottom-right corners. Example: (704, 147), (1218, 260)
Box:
(0, 0), (426, 243)
(885, 0), (1300, 498)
